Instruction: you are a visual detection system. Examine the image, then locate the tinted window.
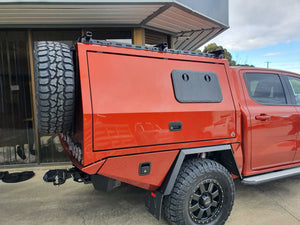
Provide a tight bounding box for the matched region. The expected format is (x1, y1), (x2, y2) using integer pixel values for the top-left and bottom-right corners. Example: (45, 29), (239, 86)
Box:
(244, 73), (286, 105)
(172, 70), (222, 103)
(287, 76), (300, 105)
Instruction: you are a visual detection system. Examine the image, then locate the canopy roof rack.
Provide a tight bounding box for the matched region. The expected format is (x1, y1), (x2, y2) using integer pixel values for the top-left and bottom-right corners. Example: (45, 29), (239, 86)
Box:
(79, 31), (224, 58)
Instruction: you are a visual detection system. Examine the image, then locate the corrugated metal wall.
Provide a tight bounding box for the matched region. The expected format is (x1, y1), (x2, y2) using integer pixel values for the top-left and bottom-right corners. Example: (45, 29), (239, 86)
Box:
(145, 29), (168, 46)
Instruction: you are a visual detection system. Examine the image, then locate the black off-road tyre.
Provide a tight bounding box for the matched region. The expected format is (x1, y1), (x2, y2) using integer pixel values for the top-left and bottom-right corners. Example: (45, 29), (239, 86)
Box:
(163, 158), (235, 225)
(34, 41), (75, 135)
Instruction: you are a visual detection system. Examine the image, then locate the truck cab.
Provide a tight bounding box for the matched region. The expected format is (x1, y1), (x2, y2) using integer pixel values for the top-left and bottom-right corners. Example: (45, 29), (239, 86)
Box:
(231, 67), (300, 177)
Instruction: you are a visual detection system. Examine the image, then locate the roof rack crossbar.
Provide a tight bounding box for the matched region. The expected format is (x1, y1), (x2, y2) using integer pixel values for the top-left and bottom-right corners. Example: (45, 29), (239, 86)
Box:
(79, 32), (221, 58)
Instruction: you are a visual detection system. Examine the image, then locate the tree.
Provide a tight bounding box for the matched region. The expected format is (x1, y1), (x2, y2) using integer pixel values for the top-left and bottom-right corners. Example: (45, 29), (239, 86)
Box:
(203, 43), (236, 66)
(202, 43), (254, 67)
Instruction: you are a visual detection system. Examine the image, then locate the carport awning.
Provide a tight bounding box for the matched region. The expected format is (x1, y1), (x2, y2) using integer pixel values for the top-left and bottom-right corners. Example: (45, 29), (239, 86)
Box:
(0, 0), (229, 50)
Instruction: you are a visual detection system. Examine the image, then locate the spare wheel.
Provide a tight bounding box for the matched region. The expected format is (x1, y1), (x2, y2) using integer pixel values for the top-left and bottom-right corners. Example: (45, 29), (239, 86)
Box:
(33, 41), (75, 135)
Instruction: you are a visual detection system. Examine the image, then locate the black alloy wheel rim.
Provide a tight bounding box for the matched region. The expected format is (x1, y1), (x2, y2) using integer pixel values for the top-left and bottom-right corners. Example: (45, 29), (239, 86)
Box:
(188, 179), (224, 224)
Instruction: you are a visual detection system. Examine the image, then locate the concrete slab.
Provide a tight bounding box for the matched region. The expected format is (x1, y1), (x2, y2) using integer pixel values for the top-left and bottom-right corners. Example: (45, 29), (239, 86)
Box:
(1, 166), (300, 225)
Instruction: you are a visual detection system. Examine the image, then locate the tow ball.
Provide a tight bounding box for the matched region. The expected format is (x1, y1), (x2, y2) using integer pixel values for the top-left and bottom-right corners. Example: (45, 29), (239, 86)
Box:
(43, 167), (91, 185)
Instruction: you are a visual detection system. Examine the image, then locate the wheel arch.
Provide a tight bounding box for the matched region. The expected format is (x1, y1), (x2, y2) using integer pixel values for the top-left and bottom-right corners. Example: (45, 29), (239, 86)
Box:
(163, 144), (241, 196)
(146, 144), (241, 220)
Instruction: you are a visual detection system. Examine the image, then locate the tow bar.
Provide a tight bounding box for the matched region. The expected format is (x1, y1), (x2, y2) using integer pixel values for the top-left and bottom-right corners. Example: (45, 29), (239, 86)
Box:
(43, 167), (91, 185)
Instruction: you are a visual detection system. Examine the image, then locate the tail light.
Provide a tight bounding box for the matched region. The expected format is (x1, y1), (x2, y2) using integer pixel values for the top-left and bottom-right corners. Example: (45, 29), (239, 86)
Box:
(60, 133), (83, 164)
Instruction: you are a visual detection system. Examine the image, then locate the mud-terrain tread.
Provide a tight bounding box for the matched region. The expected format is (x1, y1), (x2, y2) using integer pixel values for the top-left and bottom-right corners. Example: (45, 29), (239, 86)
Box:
(34, 41), (75, 135)
(163, 158), (235, 225)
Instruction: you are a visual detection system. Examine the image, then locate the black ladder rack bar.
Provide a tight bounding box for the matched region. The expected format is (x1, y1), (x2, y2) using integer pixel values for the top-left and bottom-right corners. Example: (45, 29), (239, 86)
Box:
(79, 34), (222, 58)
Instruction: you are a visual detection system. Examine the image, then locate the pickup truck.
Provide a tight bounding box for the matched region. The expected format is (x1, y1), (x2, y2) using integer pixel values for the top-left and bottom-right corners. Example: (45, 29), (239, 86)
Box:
(34, 33), (300, 225)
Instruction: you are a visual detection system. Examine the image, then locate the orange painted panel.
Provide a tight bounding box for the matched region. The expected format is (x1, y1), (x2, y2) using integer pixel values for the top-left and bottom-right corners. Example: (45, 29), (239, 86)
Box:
(98, 150), (179, 191)
(86, 50), (236, 151)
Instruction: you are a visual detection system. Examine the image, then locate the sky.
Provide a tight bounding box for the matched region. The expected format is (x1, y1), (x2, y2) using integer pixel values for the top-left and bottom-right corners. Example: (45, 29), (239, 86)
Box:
(203, 0), (300, 74)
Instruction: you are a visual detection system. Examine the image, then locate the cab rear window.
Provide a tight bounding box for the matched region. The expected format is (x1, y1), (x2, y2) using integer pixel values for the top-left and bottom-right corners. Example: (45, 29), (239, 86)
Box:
(244, 73), (287, 105)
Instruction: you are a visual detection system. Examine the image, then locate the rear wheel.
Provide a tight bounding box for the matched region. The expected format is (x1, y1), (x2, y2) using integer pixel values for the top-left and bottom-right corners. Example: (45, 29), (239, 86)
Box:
(33, 41), (75, 135)
(163, 158), (235, 225)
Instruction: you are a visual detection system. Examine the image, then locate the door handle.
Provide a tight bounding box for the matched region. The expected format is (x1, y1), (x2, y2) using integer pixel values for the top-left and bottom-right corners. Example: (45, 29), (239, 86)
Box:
(169, 121), (182, 131)
(255, 114), (270, 121)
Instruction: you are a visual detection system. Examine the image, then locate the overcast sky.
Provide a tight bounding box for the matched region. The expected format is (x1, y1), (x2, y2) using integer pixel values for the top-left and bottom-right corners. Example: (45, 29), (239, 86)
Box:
(205, 0), (300, 73)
